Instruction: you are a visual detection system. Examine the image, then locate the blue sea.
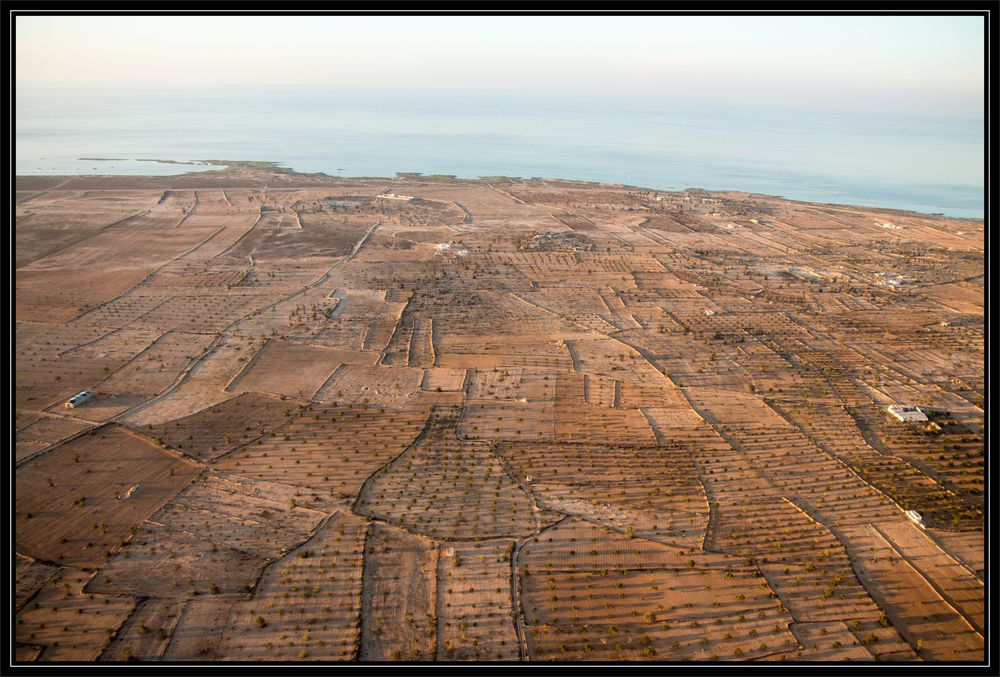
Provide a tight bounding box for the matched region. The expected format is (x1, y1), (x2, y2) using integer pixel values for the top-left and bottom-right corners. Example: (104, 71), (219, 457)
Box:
(15, 85), (984, 218)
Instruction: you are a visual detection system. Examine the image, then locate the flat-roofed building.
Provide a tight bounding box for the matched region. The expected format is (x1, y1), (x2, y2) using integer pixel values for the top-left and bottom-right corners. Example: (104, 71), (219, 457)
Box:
(887, 405), (928, 422)
(64, 389), (93, 408)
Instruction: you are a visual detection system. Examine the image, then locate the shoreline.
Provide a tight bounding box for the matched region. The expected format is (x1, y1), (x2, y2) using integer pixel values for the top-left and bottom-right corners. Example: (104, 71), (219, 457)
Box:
(14, 160), (983, 222)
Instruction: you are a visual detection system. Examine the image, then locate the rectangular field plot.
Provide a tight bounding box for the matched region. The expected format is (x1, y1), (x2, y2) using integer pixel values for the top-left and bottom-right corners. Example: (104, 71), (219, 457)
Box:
(360, 523), (439, 661)
(144, 261), (248, 290)
(226, 285), (340, 341)
(926, 530), (984, 579)
(213, 404), (428, 499)
(16, 415), (94, 462)
(497, 442), (707, 546)
(518, 517), (706, 573)
(151, 472), (327, 558)
(16, 198), (155, 268)
(307, 289), (409, 352)
(842, 524), (983, 661)
(530, 485), (706, 549)
(583, 374), (617, 408)
(869, 521), (983, 635)
(789, 621), (876, 661)
(87, 521), (267, 598)
(73, 294), (173, 330)
(60, 326), (162, 364)
(554, 405), (658, 445)
(435, 330), (577, 371)
(20, 208), (201, 272)
(162, 595), (240, 661)
(469, 367), (562, 402)
(15, 554), (60, 613)
(421, 368), (468, 392)
(523, 564), (765, 621)
(355, 410), (538, 541)
(217, 511), (367, 661)
(143, 392), (305, 462)
(15, 425), (201, 567)
(437, 540), (519, 661)
(526, 610), (796, 662)
(619, 380), (689, 409)
(498, 442), (706, 507)
(565, 336), (667, 384)
(641, 407), (710, 441)
(516, 518), (797, 662)
(408, 317), (436, 367)
(460, 401), (657, 445)
(14, 568), (135, 662)
(100, 599), (185, 662)
(124, 290), (274, 334)
(16, 268), (153, 324)
(227, 339), (344, 399)
(16, 322), (124, 407)
(122, 335), (268, 426)
(97, 330), (216, 397)
(312, 364), (425, 407)
(252, 213), (376, 261)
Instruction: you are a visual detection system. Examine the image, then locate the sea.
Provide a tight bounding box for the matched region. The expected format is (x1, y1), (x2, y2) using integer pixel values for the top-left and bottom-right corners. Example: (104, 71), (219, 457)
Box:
(15, 85), (985, 219)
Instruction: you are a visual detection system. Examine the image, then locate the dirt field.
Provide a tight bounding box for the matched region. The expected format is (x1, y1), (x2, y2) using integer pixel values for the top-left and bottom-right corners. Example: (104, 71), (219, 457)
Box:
(15, 424), (202, 567)
(86, 521), (267, 598)
(213, 403), (428, 499)
(356, 410), (538, 540)
(142, 392), (306, 461)
(15, 165), (983, 663)
(14, 568), (135, 662)
(360, 522), (439, 661)
(437, 539), (520, 660)
(150, 471), (327, 558)
(217, 510), (367, 661)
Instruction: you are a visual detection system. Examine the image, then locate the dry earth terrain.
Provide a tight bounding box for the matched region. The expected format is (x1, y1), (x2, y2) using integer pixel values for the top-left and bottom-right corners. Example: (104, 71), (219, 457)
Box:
(14, 163), (985, 663)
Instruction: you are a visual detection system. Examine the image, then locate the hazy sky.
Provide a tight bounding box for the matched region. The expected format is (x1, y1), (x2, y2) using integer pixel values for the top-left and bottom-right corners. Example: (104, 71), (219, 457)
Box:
(15, 15), (985, 117)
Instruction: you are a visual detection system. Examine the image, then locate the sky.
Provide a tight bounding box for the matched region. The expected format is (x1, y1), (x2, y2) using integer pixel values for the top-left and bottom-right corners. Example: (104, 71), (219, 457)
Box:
(15, 14), (986, 118)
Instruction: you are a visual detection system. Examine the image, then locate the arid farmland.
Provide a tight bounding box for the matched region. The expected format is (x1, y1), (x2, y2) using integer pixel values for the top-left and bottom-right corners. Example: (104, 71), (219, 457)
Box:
(14, 163), (984, 663)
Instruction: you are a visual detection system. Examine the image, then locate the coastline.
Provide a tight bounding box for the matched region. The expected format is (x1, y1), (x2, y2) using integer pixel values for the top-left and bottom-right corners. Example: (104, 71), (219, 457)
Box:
(14, 160), (983, 222)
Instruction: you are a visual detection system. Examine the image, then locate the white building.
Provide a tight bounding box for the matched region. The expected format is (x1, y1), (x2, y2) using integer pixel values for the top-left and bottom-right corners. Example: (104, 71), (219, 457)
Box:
(65, 390), (93, 408)
(887, 405), (928, 423)
(905, 509), (925, 528)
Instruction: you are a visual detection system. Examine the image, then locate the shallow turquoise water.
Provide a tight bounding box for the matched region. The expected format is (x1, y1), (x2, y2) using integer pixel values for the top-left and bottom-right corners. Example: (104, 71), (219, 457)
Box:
(15, 85), (984, 218)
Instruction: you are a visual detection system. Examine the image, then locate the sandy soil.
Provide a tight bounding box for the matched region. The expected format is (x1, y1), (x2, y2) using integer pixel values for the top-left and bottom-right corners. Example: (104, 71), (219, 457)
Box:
(14, 164), (983, 663)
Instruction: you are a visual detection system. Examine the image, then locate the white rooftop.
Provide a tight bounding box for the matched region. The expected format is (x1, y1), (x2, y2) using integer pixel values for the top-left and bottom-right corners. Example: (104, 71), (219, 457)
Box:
(887, 405), (928, 422)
